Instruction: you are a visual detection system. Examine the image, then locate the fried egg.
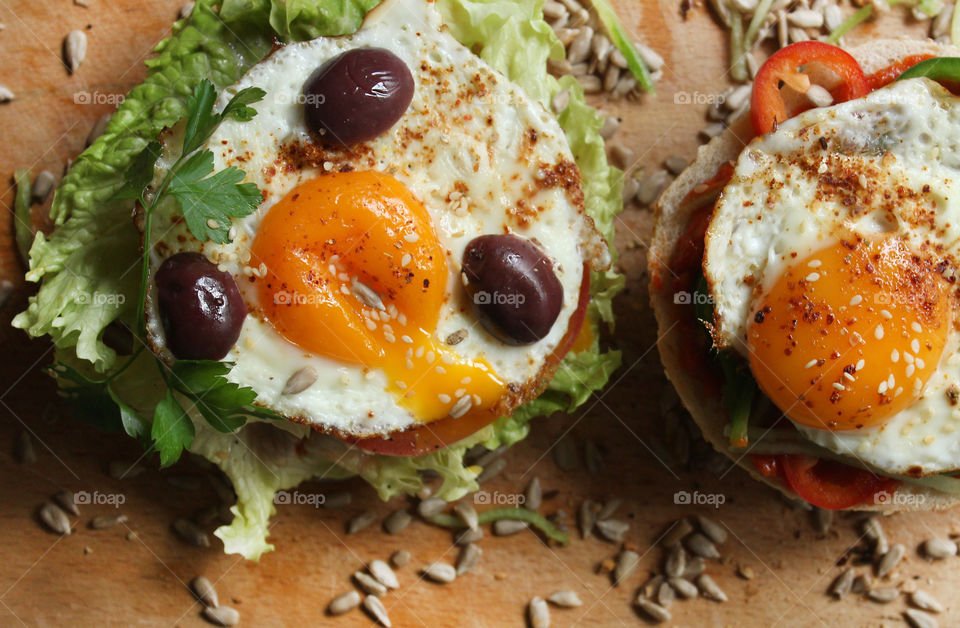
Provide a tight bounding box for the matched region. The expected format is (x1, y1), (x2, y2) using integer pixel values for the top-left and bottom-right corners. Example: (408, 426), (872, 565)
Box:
(146, 0), (607, 437)
(704, 78), (960, 475)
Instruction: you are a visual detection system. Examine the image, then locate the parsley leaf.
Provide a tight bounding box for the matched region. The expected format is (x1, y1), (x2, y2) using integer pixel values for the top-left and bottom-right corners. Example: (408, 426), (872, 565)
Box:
(182, 79), (266, 155)
(167, 150), (262, 243)
(169, 360), (282, 432)
(114, 141), (161, 201)
(152, 390), (195, 468)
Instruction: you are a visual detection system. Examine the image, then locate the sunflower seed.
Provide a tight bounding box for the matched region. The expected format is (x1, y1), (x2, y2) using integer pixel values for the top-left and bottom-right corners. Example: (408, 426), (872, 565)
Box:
(328, 590), (360, 615)
(493, 519), (529, 536)
(551, 89), (570, 114)
(0, 85), (13, 102)
(90, 514), (127, 530)
(877, 543), (905, 578)
(852, 573), (872, 595)
(417, 497), (446, 518)
(636, 169), (672, 205)
(202, 605), (239, 627)
(281, 366), (318, 395)
(656, 581), (676, 607)
(665, 545), (686, 578)
(454, 501), (478, 531)
(347, 509), (377, 534)
(456, 526), (484, 545)
(609, 143), (634, 169)
(685, 533), (720, 559)
(390, 549), (411, 568)
(172, 518), (209, 546)
(662, 518), (693, 547)
(613, 549), (639, 585)
(353, 572), (387, 596)
(603, 64), (620, 93)
(381, 509), (411, 535)
(597, 498), (622, 520)
(910, 590), (944, 613)
(682, 556), (706, 579)
(699, 122), (726, 142)
(38, 502), (71, 535)
(369, 559), (399, 589)
(524, 477), (542, 511)
(85, 114), (110, 146)
(788, 8), (824, 27)
(15, 431), (36, 464)
(694, 515), (727, 545)
(476, 457), (507, 483)
(359, 594), (390, 627)
(30, 170), (55, 204)
(525, 596), (550, 628)
(592, 33), (613, 65)
(108, 459), (143, 480)
(830, 568), (853, 598)
(179, 1), (195, 19)
(63, 30), (87, 74)
(456, 543), (481, 575)
(547, 591), (582, 607)
(351, 278), (385, 310)
(577, 74), (603, 94)
(635, 597), (671, 622)
(322, 490), (352, 510)
(922, 537), (957, 559)
(932, 3), (954, 37)
(813, 508), (833, 535)
(863, 516), (885, 543)
(642, 574), (664, 597)
(668, 577), (698, 599)
(567, 26), (593, 64)
(622, 177), (640, 203)
(190, 576), (219, 608)
(422, 562), (457, 583)
(51, 490), (79, 516)
(696, 574), (728, 602)
(599, 115), (619, 140)
(868, 587), (899, 603)
(905, 609), (939, 628)
(806, 84), (834, 108)
(578, 500), (596, 539)
(595, 518), (629, 543)
(664, 155), (689, 176)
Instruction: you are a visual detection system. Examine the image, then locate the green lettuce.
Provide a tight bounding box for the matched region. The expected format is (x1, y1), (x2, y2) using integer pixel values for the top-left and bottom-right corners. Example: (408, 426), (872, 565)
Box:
(16, 0), (624, 559)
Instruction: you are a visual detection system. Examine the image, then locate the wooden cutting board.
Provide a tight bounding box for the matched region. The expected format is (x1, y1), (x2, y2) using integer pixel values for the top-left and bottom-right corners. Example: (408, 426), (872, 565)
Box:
(2, 1), (958, 626)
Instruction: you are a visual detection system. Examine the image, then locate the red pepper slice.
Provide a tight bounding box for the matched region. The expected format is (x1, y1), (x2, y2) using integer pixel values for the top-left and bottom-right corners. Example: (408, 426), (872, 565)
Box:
(751, 41), (870, 136)
(866, 53), (934, 90)
(780, 454), (897, 510)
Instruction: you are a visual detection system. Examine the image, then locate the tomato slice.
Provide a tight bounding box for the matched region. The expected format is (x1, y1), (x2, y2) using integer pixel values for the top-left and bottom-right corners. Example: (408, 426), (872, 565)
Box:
(780, 454), (895, 510)
(350, 263), (592, 456)
(751, 41), (870, 136)
(866, 53), (934, 90)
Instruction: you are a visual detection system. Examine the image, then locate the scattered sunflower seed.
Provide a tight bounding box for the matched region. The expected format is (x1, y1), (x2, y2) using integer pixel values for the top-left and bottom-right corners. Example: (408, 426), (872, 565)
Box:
(528, 596), (550, 628)
(551, 89), (570, 114)
(877, 543), (905, 578)
(636, 169), (672, 206)
(524, 477), (542, 511)
(454, 501), (478, 531)
(661, 518), (693, 547)
(369, 559), (399, 590)
(362, 595), (391, 627)
(172, 518), (209, 547)
(328, 590), (360, 616)
(867, 587), (899, 603)
(74, 0), (89, 6)
(597, 498), (622, 521)
(829, 568), (853, 598)
(922, 537), (957, 560)
(351, 278), (385, 311)
(179, 1), (195, 19)
(657, 581), (676, 607)
(383, 509), (412, 535)
(63, 30), (87, 74)
(813, 508), (833, 535)
(553, 437), (579, 471)
(0, 85), (13, 102)
(476, 457), (507, 483)
(456, 543), (482, 575)
(682, 556), (706, 579)
(281, 366), (318, 395)
(613, 549), (639, 586)
(445, 328), (468, 345)
(578, 500), (596, 539)
(201, 605), (239, 627)
(599, 116), (620, 140)
(322, 490), (352, 510)
(694, 515), (727, 545)
(353, 572), (387, 596)
(668, 577), (698, 599)
(190, 576), (219, 608)
(52, 490), (79, 516)
(904, 609), (939, 628)
(390, 549), (411, 568)
(595, 518), (629, 543)
(347, 509), (377, 534)
(456, 526), (484, 545)
(642, 574), (664, 597)
(421, 562), (457, 583)
(665, 545), (686, 579)
(685, 533), (720, 559)
(31, 170), (55, 204)
(910, 589), (944, 613)
(547, 591), (582, 607)
(38, 502), (71, 535)
(664, 155), (689, 176)
(15, 431), (36, 464)
(493, 519), (529, 536)
(417, 497), (446, 518)
(696, 574), (728, 602)
(737, 564), (755, 580)
(89, 513), (127, 530)
(699, 122), (725, 142)
(635, 596), (671, 622)
(851, 573), (872, 595)
(86, 114), (110, 146)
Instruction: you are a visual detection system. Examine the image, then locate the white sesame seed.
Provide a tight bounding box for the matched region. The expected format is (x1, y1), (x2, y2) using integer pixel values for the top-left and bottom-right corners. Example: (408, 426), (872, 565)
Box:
(808, 259), (822, 268)
(917, 358), (926, 370)
(396, 381), (407, 390)
(340, 372), (351, 386)
(404, 233), (419, 242)
(442, 353), (455, 365)
(406, 348), (413, 358)
(851, 332), (865, 346)
(875, 325), (884, 340)
(843, 372), (855, 382)
(894, 387), (903, 397)
(455, 388), (466, 398)
(207, 218), (220, 229)
(436, 366), (446, 374)
(384, 333), (396, 343)
(338, 272), (349, 282)
(880, 309), (892, 320)
(806, 272), (820, 282)
(365, 319), (377, 331)
(473, 394), (482, 405)
(911, 339), (921, 354)
(850, 295), (863, 306)
(805, 359), (818, 369)
(833, 383), (846, 391)
(856, 360), (865, 371)
(905, 352), (915, 364)
(383, 324), (394, 334)
(330, 254), (339, 262)
(328, 264), (337, 275)
(461, 377), (471, 385)
(879, 381), (888, 394)
(401, 335), (413, 344)
(365, 371), (376, 380)
(438, 393), (452, 404)
(406, 359), (414, 370)
(907, 364), (916, 377)
(426, 351), (436, 363)
(891, 349), (899, 363)
(415, 346), (425, 358)
(340, 285), (350, 295)
(401, 253), (412, 266)
(911, 322), (923, 333)
(888, 374), (895, 388)
(398, 313), (408, 326)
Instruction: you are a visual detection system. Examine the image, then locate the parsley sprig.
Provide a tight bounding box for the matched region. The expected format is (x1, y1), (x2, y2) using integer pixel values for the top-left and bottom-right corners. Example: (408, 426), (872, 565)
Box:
(58, 79), (281, 467)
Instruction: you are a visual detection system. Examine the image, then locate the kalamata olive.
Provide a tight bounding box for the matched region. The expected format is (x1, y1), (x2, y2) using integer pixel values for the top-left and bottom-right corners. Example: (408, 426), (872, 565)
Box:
(302, 47), (414, 146)
(461, 235), (563, 345)
(155, 252), (246, 360)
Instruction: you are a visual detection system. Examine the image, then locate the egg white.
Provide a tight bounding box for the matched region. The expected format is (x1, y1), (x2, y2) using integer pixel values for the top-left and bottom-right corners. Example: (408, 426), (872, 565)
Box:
(147, 0), (605, 436)
(704, 79), (960, 475)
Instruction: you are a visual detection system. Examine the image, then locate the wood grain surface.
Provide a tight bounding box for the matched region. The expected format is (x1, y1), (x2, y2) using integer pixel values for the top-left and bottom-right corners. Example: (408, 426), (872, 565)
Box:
(2, 1), (959, 626)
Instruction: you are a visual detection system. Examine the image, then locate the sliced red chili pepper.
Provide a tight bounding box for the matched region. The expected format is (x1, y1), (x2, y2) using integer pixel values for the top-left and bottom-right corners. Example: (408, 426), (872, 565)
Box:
(751, 41), (870, 136)
(867, 53), (934, 90)
(780, 454), (897, 510)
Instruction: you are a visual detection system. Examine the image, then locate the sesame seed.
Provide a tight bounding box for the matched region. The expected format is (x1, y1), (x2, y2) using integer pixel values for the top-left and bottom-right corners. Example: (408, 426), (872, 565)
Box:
(450, 396), (473, 419)
(442, 353), (455, 365)
(401, 253), (412, 266)
(340, 373), (351, 386)
(384, 333), (396, 343)
(911, 322), (923, 333)
(406, 348), (413, 358)
(805, 359), (818, 369)
(924, 435), (935, 445)
(340, 285), (350, 295)
(905, 352), (915, 364)
(461, 377), (471, 384)
(874, 325), (884, 340)
(338, 272), (349, 282)
(438, 393), (452, 404)
(888, 374), (895, 388)
(396, 381), (407, 389)
(808, 259), (822, 268)
(850, 295), (863, 306)
(207, 218), (220, 229)
(832, 383), (845, 391)
(806, 272), (820, 282)
(365, 371), (376, 380)
(856, 359), (866, 371)
(473, 394), (481, 405)
(404, 233), (419, 242)
(398, 313), (408, 326)
(911, 339), (921, 354)
(383, 324), (394, 334)
(426, 351), (436, 363)
(843, 372), (855, 382)
(328, 264), (337, 275)
(436, 366), (446, 374)
(880, 309), (892, 320)
(415, 346), (424, 358)
(907, 364), (916, 377)
(401, 335), (413, 344)
(891, 349), (899, 363)
(406, 359), (414, 370)
(365, 319), (377, 331)
(851, 332), (865, 346)
(894, 387), (903, 397)
(455, 388), (466, 398)
(879, 381), (888, 394)
(917, 358), (926, 370)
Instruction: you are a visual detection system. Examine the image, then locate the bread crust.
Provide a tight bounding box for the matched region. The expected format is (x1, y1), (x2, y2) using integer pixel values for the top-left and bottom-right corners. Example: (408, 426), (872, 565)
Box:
(648, 39), (960, 512)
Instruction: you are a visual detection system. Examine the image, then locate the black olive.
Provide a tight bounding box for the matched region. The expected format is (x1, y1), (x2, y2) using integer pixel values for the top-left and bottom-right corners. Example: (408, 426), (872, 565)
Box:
(461, 235), (563, 345)
(302, 47), (414, 146)
(155, 252), (246, 360)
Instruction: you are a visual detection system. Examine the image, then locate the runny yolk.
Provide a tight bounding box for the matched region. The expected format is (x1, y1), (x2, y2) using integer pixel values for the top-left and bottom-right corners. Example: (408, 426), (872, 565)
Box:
(251, 171), (504, 424)
(746, 237), (951, 431)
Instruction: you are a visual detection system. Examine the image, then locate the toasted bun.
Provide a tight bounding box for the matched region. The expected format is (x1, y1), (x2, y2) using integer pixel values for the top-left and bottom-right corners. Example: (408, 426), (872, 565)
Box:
(649, 39), (960, 512)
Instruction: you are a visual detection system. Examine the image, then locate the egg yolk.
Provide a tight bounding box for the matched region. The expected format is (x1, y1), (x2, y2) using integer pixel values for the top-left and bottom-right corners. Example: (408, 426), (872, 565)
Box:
(746, 237), (951, 431)
(251, 171), (504, 424)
